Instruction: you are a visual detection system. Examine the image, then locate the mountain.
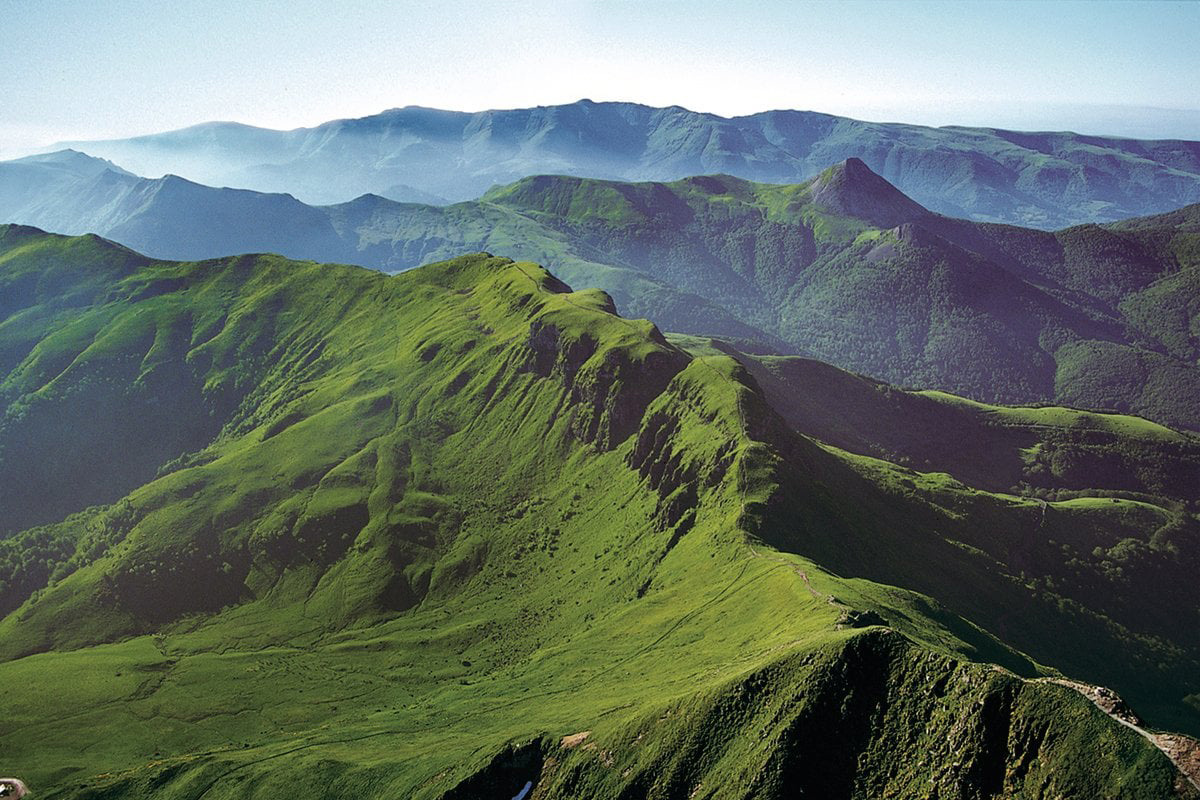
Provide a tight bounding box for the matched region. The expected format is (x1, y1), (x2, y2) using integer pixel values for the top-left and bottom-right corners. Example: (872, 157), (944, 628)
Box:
(58, 100), (1200, 228)
(804, 155), (930, 226)
(1, 227), (1198, 797)
(1, 148), (134, 179)
(477, 166), (1200, 431)
(672, 336), (1200, 502)
(0, 151), (782, 347)
(6, 154), (1200, 430)
(0, 151), (348, 263)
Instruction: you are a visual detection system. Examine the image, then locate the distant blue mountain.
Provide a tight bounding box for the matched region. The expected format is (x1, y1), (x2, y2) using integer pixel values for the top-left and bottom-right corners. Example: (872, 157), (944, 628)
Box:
(0, 151), (345, 262)
(56, 100), (1200, 228)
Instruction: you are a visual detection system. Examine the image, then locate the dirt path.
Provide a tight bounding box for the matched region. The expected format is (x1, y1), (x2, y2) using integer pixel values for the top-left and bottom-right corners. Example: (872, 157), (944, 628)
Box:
(748, 549), (832, 602)
(794, 569), (828, 602)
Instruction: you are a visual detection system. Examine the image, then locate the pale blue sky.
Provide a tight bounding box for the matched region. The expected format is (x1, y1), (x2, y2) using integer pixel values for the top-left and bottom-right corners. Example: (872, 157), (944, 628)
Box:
(2, 0), (1198, 154)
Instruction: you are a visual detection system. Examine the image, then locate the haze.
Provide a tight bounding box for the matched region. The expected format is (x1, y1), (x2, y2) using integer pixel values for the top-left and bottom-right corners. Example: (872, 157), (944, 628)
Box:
(1, 0), (1199, 158)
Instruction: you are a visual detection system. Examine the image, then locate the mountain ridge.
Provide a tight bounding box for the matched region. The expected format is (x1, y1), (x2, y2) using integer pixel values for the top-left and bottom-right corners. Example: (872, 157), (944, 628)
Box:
(4, 154), (1200, 430)
(1, 228), (1198, 796)
(53, 99), (1200, 227)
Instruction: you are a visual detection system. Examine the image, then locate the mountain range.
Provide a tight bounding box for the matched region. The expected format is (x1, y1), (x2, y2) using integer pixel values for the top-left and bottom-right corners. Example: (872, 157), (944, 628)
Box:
(55, 99), (1200, 228)
(5, 150), (1199, 432)
(1, 226), (1198, 796)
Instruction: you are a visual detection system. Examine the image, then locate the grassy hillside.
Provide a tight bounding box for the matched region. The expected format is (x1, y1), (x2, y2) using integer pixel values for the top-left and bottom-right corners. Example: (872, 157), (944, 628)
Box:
(479, 167), (1200, 430)
(6, 155), (1200, 430)
(0, 228), (1197, 797)
(0, 156), (775, 350)
(668, 337), (1200, 503)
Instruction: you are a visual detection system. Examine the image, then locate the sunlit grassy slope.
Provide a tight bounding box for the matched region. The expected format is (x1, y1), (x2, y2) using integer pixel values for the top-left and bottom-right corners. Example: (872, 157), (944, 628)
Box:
(0, 227), (1196, 798)
(8, 153), (1200, 429)
(336, 164), (1200, 437)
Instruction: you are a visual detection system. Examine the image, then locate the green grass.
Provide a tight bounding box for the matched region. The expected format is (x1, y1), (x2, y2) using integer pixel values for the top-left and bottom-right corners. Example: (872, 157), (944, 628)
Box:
(478, 170), (1200, 431)
(0, 228), (1195, 798)
(15, 148), (1200, 431)
(697, 345), (1200, 503)
(915, 390), (1189, 440)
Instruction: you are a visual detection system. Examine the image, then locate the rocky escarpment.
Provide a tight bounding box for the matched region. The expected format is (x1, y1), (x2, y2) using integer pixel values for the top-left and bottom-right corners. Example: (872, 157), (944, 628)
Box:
(521, 314), (688, 450)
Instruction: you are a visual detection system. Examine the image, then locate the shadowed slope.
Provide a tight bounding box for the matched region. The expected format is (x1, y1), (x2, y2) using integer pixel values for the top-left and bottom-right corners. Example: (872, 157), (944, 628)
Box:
(805, 157), (929, 227)
(671, 335), (1200, 501)
(481, 168), (1200, 430)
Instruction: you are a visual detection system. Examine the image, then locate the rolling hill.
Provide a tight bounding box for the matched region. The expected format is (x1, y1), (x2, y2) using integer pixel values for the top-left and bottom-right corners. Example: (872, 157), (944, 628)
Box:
(5, 152), (1198, 431)
(0, 151), (771, 348)
(0, 150), (347, 263)
(672, 335), (1200, 503)
(1, 227), (1198, 797)
(54, 100), (1200, 228)
(475, 165), (1200, 431)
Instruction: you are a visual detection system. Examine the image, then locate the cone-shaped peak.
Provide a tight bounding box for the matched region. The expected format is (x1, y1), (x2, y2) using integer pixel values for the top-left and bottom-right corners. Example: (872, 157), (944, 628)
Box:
(807, 158), (929, 227)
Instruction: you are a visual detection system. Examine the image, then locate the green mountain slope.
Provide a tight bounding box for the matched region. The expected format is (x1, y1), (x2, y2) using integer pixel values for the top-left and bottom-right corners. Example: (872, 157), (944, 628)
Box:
(671, 336), (1200, 502)
(0, 228), (1197, 797)
(58, 99), (1200, 227)
(0, 154), (775, 350)
(477, 165), (1200, 430)
(6, 155), (1200, 429)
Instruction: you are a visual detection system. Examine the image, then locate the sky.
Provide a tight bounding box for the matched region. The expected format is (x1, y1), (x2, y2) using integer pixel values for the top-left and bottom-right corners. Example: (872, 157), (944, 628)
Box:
(2, 0), (1199, 156)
